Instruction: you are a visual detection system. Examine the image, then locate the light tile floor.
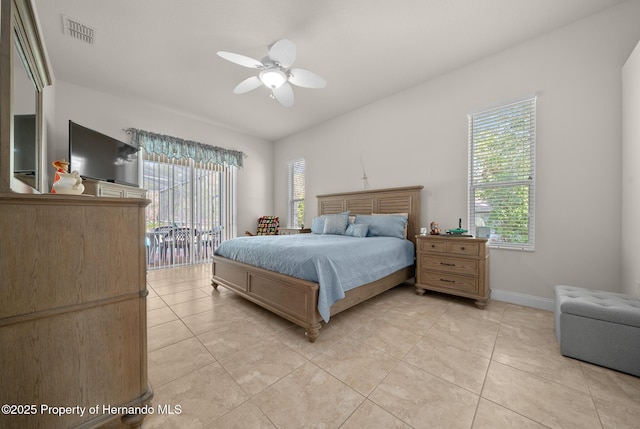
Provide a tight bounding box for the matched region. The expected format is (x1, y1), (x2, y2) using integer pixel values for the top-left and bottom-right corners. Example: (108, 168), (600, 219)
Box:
(124, 265), (640, 428)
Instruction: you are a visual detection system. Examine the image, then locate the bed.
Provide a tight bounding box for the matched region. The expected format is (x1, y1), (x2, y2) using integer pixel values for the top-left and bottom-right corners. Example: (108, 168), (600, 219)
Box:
(211, 186), (423, 342)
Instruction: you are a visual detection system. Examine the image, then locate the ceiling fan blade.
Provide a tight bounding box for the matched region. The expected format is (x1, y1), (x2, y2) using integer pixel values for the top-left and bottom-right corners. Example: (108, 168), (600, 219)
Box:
(288, 68), (326, 89)
(217, 51), (263, 69)
(268, 39), (296, 68)
(233, 76), (262, 94)
(273, 83), (294, 107)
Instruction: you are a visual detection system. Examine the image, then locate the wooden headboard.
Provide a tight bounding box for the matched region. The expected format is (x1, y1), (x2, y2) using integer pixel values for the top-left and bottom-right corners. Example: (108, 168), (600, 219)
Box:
(316, 186), (424, 245)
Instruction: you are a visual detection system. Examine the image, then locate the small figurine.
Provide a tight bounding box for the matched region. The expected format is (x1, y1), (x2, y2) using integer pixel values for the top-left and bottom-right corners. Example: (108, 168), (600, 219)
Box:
(51, 159), (70, 190)
(429, 221), (441, 235)
(51, 159), (85, 195)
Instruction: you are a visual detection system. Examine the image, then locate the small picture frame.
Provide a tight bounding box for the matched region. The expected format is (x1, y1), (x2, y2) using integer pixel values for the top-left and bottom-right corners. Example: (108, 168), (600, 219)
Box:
(476, 226), (490, 239)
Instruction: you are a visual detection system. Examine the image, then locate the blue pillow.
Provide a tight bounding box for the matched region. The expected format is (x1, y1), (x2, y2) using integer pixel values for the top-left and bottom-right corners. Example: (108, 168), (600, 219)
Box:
(322, 211), (350, 235)
(311, 216), (325, 234)
(355, 214), (407, 239)
(345, 223), (368, 237)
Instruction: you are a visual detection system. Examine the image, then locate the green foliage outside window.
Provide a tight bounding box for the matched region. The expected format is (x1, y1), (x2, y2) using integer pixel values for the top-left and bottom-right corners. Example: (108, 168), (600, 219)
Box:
(470, 98), (535, 248)
(293, 200), (305, 228)
(289, 158), (305, 228)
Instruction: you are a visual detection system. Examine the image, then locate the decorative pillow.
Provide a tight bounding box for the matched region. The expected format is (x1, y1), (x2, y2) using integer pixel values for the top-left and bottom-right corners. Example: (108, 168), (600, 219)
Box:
(345, 223), (368, 237)
(311, 216), (326, 234)
(355, 214), (407, 239)
(322, 211), (350, 235)
(373, 212), (409, 239)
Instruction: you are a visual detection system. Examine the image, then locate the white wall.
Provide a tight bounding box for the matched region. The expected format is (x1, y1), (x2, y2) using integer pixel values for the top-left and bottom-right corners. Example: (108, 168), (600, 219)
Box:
(622, 40), (640, 297)
(45, 81), (274, 236)
(274, 1), (640, 307)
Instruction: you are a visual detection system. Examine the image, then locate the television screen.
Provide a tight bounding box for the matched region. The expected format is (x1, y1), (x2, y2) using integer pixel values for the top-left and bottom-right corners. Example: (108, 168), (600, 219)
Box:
(69, 121), (139, 187)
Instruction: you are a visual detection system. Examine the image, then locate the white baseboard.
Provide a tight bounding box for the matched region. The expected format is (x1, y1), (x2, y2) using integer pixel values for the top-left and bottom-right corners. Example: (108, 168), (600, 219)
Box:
(491, 288), (555, 312)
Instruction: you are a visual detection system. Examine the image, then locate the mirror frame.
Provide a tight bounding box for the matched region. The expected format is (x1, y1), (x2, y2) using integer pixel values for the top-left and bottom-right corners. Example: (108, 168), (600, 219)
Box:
(0, 0), (51, 193)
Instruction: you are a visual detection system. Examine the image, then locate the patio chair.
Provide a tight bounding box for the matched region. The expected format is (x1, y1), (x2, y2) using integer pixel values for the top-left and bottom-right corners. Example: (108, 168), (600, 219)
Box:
(197, 225), (224, 259)
(163, 227), (192, 263)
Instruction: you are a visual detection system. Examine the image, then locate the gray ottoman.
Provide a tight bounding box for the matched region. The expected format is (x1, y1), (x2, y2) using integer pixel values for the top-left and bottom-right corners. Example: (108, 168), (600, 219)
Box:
(554, 285), (640, 377)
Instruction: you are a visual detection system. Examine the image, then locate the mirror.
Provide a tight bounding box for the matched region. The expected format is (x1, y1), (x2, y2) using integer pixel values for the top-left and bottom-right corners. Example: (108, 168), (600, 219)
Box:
(0, 0), (51, 193)
(12, 35), (38, 188)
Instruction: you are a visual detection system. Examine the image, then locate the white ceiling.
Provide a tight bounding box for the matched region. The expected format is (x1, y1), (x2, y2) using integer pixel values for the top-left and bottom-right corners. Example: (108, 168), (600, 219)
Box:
(33, 0), (626, 141)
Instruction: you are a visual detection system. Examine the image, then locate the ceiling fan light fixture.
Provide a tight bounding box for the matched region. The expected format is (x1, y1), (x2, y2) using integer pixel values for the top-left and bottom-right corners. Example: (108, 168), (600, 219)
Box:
(259, 68), (287, 89)
(219, 39), (325, 106)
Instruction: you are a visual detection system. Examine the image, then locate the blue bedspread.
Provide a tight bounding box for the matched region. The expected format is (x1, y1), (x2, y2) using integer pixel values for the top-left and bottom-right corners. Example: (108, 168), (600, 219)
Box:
(214, 234), (415, 322)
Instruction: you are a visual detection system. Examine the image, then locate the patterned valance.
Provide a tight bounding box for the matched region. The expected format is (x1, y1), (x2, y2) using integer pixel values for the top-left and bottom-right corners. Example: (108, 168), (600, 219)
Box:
(125, 128), (244, 168)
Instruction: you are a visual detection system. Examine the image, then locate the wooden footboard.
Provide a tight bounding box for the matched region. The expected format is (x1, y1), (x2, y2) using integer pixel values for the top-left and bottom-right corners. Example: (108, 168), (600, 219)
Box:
(212, 256), (414, 342)
(212, 256), (323, 341)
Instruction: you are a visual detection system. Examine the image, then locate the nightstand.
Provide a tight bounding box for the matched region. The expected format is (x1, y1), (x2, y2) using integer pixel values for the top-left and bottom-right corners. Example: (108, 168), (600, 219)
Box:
(415, 235), (490, 308)
(278, 228), (312, 235)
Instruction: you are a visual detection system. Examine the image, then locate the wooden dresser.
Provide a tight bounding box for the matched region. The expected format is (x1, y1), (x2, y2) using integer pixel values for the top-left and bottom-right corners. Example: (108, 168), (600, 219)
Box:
(415, 235), (490, 308)
(0, 193), (152, 429)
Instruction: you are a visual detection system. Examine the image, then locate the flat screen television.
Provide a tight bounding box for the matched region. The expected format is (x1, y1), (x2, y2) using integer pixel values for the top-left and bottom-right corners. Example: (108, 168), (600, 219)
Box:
(69, 121), (140, 187)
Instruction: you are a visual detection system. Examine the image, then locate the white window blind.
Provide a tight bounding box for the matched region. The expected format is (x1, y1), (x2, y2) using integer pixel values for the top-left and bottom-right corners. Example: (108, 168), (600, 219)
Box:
(288, 158), (305, 228)
(144, 151), (235, 269)
(468, 97), (536, 250)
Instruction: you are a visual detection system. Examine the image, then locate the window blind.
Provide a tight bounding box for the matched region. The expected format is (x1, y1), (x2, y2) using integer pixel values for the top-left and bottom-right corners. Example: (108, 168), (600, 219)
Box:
(288, 158), (305, 228)
(144, 151), (235, 269)
(468, 97), (536, 250)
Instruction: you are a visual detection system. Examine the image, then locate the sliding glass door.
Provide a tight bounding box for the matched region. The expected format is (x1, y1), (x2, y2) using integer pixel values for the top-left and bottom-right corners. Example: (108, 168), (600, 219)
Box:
(144, 151), (232, 269)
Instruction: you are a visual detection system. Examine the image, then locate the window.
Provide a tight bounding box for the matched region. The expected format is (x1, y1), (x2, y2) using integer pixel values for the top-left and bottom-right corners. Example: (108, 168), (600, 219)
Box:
(288, 158), (305, 228)
(144, 152), (235, 269)
(468, 97), (536, 250)
(127, 127), (242, 269)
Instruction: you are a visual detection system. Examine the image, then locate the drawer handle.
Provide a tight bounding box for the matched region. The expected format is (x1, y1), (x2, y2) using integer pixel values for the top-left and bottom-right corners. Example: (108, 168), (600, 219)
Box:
(461, 246), (465, 250)
(440, 278), (456, 283)
(440, 262), (456, 267)
(431, 244), (436, 248)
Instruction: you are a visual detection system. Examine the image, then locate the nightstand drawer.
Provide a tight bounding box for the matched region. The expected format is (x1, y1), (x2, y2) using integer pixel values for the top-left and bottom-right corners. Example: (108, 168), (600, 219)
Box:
(418, 239), (446, 253)
(422, 272), (479, 294)
(447, 241), (479, 256)
(417, 238), (479, 256)
(419, 255), (478, 276)
(279, 228), (311, 235)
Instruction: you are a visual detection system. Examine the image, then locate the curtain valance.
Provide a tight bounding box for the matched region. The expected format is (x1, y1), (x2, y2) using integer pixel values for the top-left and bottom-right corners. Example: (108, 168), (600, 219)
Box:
(125, 128), (244, 168)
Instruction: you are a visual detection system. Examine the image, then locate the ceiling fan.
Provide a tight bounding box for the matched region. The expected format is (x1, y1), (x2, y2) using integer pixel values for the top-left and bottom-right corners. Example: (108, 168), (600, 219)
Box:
(217, 39), (326, 107)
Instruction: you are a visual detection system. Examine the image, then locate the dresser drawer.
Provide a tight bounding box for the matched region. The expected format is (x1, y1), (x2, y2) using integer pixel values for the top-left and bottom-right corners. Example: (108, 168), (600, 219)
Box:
(99, 187), (126, 198)
(422, 272), (479, 294)
(419, 255), (478, 276)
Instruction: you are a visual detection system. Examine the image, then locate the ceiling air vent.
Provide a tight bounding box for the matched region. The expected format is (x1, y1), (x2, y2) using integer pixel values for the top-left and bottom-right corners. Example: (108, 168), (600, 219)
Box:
(62, 15), (95, 44)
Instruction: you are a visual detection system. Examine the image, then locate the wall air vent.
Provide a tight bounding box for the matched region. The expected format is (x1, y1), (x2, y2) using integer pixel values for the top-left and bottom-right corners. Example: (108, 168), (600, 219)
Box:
(62, 15), (95, 44)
